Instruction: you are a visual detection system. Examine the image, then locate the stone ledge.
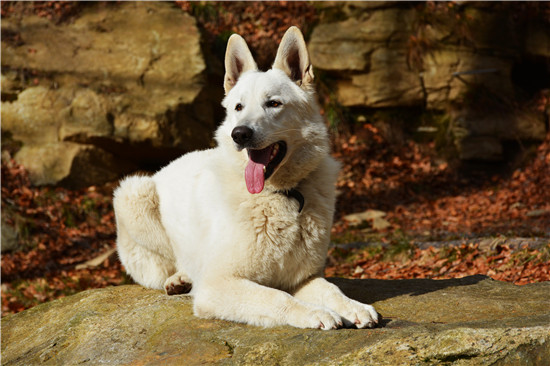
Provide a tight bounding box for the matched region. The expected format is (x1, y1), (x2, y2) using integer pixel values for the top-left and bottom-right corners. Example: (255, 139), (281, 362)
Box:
(2, 276), (549, 365)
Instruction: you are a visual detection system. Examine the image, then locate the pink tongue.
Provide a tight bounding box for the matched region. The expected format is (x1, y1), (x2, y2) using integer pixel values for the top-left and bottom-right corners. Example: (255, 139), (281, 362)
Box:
(245, 145), (273, 194)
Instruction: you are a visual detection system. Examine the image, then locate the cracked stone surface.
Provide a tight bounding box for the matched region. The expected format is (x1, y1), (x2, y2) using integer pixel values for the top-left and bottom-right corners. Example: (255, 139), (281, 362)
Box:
(2, 276), (549, 365)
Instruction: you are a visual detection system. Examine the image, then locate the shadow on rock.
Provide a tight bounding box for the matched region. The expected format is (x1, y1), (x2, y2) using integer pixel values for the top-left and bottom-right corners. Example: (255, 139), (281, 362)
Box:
(329, 274), (488, 304)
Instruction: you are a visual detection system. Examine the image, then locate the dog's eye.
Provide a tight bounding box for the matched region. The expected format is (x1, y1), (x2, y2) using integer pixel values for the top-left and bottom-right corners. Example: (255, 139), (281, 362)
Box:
(235, 103), (243, 112)
(266, 100), (282, 108)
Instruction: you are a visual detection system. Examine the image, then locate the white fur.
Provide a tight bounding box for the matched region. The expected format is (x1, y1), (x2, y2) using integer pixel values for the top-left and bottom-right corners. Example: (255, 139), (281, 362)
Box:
(114, 27), (379, 330)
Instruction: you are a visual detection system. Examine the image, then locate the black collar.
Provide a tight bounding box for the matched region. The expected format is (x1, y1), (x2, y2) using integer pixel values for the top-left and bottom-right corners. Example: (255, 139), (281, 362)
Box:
(279, 188), (305, 213)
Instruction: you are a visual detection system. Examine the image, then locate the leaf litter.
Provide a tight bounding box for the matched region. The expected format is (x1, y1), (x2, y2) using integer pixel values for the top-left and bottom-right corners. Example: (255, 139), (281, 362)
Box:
(3, 130), (549, 316)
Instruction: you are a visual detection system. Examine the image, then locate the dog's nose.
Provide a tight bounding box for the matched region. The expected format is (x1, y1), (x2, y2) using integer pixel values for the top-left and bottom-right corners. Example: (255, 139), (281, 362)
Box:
(231, 126), (254, 146)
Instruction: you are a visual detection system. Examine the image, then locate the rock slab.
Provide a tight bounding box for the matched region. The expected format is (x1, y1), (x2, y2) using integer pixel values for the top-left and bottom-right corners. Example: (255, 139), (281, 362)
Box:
(2, 275), (549, 365)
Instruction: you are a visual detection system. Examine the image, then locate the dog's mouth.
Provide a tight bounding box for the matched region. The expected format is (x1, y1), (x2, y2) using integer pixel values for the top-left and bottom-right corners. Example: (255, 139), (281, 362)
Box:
(245, 141), (287, 194)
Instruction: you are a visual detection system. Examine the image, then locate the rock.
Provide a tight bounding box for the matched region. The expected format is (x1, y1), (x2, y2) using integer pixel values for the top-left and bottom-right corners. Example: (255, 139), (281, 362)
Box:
(449, 95), (546, 160)
(14, 142), (135, 188)
(422, 48), (516, 110)
(308, 2), (548, 162)
(343, 209), (391, 230)
(526, 209), (550, 218)
(343, 209), (386, 224)
(451, 103), (547, 141)
(310, 4), (549, 110)
(309, 9), (414, 72)
(457, 136), (503, 161)
(1, 216), (19, 253)
(2, 276), (549, 365)
(335, 48), (424, 108)
(1, 2), (215, 188)
(310, 8), (422, 108)
(372, 216), (391, 230)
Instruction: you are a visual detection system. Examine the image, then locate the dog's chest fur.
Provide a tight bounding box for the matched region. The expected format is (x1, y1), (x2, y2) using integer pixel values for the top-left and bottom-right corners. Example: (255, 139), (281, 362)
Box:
(235, 186), (332, 291)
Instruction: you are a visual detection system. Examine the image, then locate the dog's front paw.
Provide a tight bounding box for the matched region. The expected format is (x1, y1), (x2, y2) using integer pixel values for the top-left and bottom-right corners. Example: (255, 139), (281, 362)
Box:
(164, 272), (192, 295)
(339, 299), (379, 329)
(289, 306), (343, 330)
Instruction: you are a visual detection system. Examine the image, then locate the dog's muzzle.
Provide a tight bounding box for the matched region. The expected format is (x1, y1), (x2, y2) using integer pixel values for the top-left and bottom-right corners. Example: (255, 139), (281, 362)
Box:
(231, 125), (287, 194)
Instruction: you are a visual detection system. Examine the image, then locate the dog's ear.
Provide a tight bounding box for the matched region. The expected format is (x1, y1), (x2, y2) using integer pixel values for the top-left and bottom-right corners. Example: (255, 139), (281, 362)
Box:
(224, 34), (258, 94)
(273, 26), (314, 89)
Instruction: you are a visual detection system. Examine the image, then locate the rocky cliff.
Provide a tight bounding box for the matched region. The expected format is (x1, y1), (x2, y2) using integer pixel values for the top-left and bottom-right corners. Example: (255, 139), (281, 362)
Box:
(309, 2), (548, 161)
(2, 276), (549, 365)
(1, 2), (217, 188)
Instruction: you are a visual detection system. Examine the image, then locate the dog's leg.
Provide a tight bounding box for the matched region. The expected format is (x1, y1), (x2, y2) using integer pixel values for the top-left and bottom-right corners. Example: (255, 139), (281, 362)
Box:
(193, 278), (343, 330)
(293, 277), (379, 328)
(114, 176), (177, 290)
(164, 270), (192, 295)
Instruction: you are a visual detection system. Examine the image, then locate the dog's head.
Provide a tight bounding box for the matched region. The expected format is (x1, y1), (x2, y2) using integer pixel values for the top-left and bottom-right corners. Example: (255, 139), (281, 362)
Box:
(216, 27), (330, 194)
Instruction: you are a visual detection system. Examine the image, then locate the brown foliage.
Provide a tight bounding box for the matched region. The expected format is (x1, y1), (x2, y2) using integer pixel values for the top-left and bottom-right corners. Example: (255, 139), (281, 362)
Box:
(333, 126), (550, 239)
(175, 1), (317, 70)
(1, 159), (127, 315)
(3, 130), (548, 316)
(1, 1), (82, 24)
(326, 243), (550, 285)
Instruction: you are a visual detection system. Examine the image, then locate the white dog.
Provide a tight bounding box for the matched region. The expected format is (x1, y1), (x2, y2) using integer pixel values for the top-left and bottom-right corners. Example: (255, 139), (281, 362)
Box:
(114, 27), (379, 330)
